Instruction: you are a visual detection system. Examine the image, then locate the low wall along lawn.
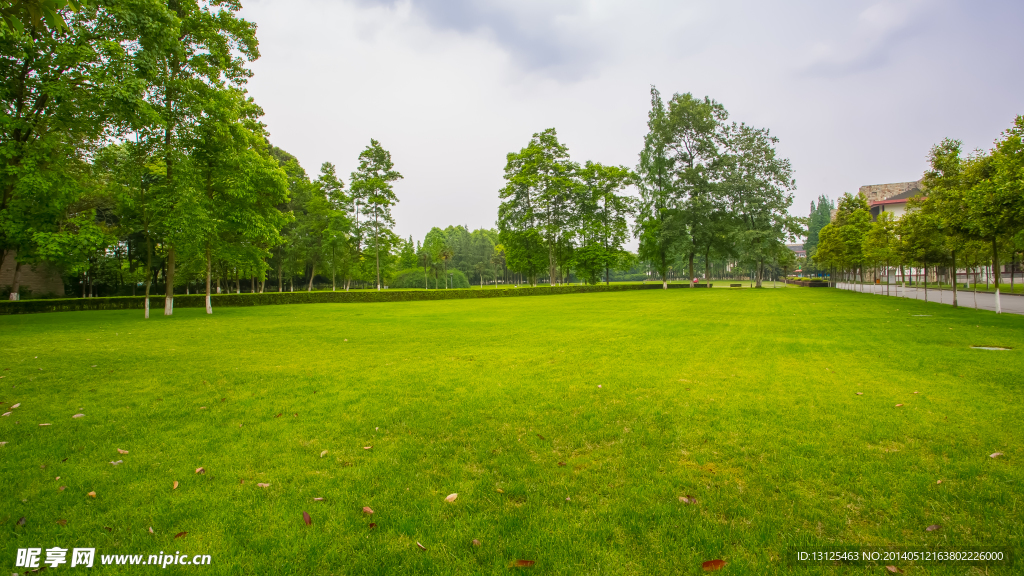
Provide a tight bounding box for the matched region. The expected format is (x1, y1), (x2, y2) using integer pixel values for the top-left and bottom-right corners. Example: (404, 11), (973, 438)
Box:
(0, 283), (713, 315)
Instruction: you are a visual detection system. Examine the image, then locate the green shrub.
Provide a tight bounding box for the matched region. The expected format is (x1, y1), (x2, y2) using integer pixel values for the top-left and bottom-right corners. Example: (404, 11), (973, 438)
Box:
(391, 268), (469, 289)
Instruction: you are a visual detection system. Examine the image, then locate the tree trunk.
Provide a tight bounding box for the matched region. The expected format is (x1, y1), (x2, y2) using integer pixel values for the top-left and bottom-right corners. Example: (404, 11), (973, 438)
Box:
(923, 263), (928, 303)
(951, 250), (957, 308)
(688, 251), (695, 283)
(143, 236), (153, 318)
(164, 246), (175, 316)
(8, 261), (21, 300)
(277, 253), (283, 292)
(973, 267), (978, 309)
(704, 247), (711, 287)
(307, 262), (315, 291)
(548, 245), (556, 287)
(205, 244), (213, 314)
(992, 237), (1001, 314)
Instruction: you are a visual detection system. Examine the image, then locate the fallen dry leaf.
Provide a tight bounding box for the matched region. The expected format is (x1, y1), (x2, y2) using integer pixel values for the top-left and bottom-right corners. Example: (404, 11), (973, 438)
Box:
(320, 450), (328, 458)
(195, 467), (205, 474)
(895, 404), (903, 407)
(0, 441), (6, 446)
(926, 524), (941, 532)
(472, 539), (481, 547)
(87, 491), (96, 498)
(856, 392), (863, 395)
(256, 483), (270, 488)
(39, 423), (51, 426)
(117, 449), (128, 455)
(558, 462), (566, 467)
(679, 495), (697, 505)
(369, 522), (377, 529)
(702, 559), (726, 571)
(565, 496), (571, 501)
(495, 488), (504, 493)
(416, 542), (427, 551)
(109, 460), (122, 466)
(174, 532), (187, 539)
(56, 519), (67, 526)
(55, 476), (59, 480)
(104, 526), (112, 532)
(913, 391), (919, 394)
(72, 414), (84, 419)
(363, 446), (372, 450)
(445, 493), (458, 503)
(148, 527), (154, 533)
(990, 452), (1004, 458)
(936, 480), (943, 484)
(313, 497), (324, 502)
(274, 413), (282, 418)
(11, 403), (19, 409)
(536, 434), (545, 440)
(303, 512), (312, 526)
(173, 481), (179, 490)
(16, 517), (26, 526)
(363, 506), (374, 515)
(59, 486), (66, 491)
(513, 560), (535, 567)
(1, 412), (10, 417)
(885, 566), (902, 574)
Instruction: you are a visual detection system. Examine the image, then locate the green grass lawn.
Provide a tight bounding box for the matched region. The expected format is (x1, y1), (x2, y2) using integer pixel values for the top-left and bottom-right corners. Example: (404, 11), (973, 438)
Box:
(1, 288), (1020, 575)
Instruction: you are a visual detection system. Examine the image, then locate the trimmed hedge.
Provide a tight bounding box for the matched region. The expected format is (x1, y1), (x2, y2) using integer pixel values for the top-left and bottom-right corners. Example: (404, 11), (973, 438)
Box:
(0, 282), (711, 315)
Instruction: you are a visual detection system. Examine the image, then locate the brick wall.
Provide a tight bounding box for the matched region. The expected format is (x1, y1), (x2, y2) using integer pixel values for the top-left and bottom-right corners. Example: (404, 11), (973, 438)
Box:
(0, 251), (65, 297)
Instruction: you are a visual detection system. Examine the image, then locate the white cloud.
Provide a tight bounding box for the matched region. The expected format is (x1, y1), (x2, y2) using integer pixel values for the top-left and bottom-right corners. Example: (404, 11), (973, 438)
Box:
(239, 0), (1024, 244)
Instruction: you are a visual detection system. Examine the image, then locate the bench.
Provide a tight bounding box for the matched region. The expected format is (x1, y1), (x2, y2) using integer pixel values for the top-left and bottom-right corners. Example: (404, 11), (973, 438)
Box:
(730, 284), (741, 288)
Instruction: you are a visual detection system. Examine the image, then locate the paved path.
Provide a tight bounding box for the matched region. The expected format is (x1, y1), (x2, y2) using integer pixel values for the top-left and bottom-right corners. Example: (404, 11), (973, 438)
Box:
(836, 282), (1024, 315)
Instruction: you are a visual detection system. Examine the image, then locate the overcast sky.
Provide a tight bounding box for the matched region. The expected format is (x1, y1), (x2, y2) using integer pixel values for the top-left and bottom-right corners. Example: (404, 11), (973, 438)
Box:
(238, 0), (1024, 244)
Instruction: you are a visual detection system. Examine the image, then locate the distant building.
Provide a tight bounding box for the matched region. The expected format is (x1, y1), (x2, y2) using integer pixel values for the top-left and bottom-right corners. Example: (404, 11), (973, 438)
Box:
(829, 179), (924, 222)
(786, 244), (806, 259)
(862, 180), (923, 221)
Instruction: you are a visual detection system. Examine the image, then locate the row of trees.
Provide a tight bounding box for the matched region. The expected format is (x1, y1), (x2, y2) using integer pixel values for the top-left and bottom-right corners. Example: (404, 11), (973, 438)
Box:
(497, 88), (802, 288)
(0, 2), (806, 311)
(0, 1), (405, 314)
(814, 115), (1024, 312)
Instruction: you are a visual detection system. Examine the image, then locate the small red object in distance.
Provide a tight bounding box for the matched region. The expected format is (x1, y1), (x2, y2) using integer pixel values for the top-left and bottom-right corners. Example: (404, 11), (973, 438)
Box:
(702, 559), (727, 571)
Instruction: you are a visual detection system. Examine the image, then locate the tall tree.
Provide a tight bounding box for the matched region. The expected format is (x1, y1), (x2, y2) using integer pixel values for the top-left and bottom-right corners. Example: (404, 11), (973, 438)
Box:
(186, 86), (288, 311)
(137, 0), (259, 315)
(666, 91), (729, 281)
(498, 129), (572, 286)
(805, 194), (834, 258)
(574, 161), (633, 284)
(724, 123), (800, 287)
(634, 87), (680, 288)
(349, 139), (401, 291)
